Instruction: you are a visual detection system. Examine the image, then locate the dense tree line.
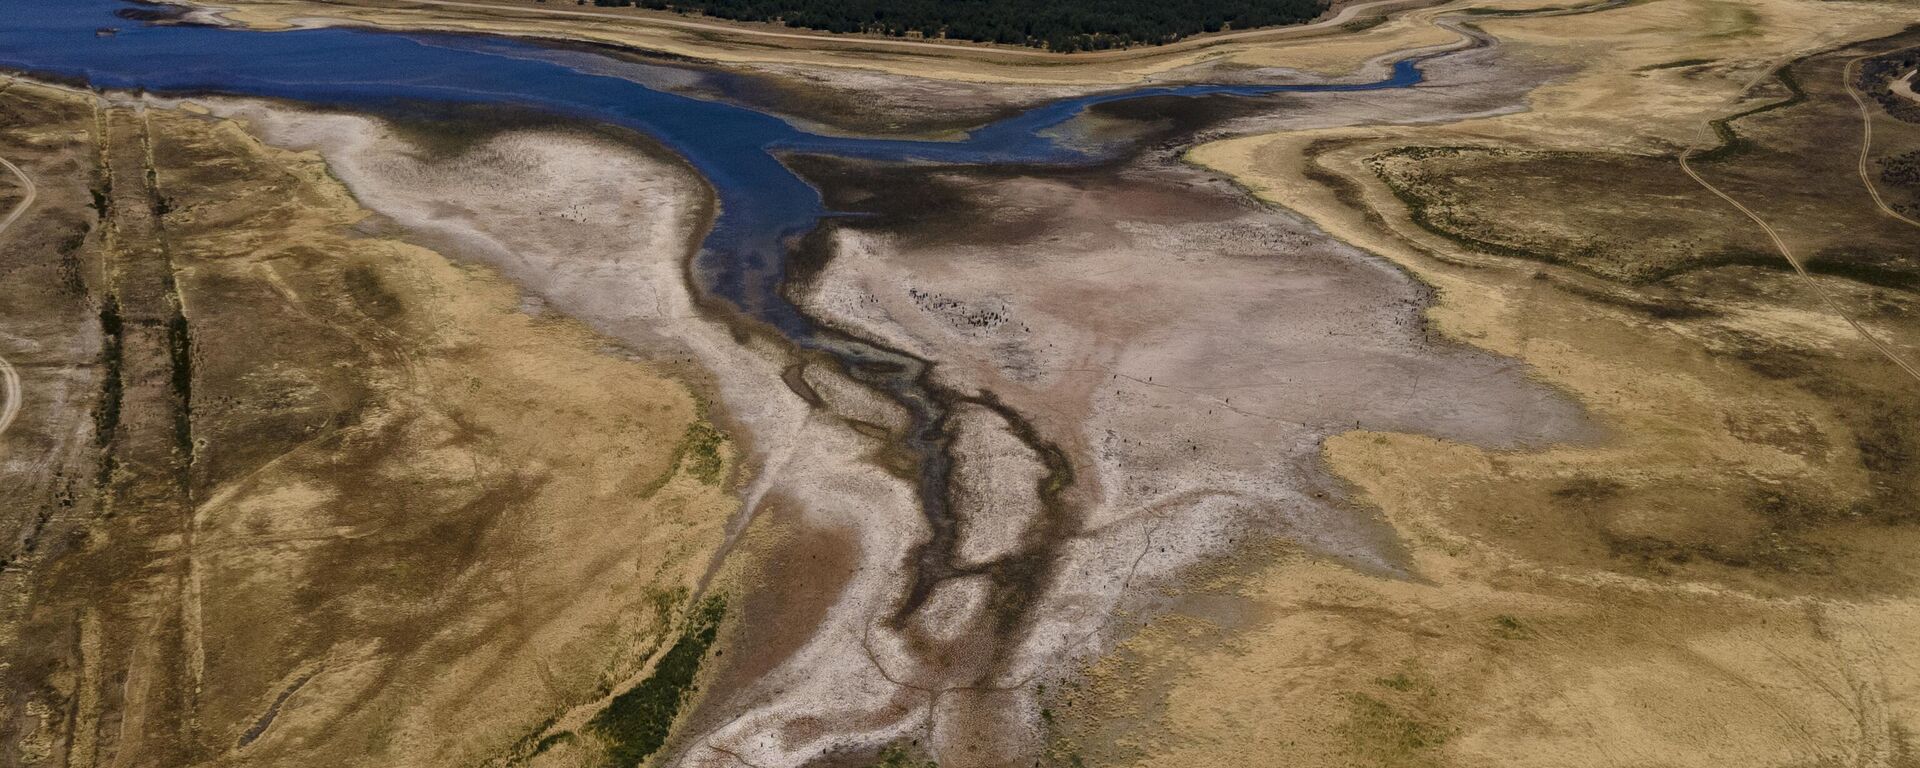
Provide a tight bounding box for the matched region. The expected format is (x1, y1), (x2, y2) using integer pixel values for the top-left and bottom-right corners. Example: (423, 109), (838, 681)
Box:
(1857, 50), (1920, 124)
(585, 0), (1329, 51)
(1882, 150), (1920, 218)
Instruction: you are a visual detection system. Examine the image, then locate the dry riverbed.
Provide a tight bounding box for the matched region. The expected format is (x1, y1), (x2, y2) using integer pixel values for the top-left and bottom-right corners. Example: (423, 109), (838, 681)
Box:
(6, 0), (1920, 765)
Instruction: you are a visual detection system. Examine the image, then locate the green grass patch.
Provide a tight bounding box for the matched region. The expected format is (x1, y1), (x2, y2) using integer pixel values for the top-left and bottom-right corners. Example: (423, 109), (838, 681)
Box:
(870, 742), (939, 768)
(681, 422), (727, 484)
(636, 419), (732, 499)
(1492, 614), (1536, 639)
(586, 595), (726, 768)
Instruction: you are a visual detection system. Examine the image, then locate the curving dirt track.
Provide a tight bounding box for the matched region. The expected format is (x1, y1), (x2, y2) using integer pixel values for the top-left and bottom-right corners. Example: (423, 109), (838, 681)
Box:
(0, 134), (35, 439)
(1844, 54), (1920, 231)
(1680, 60), (1920, 386)
(0, 153), (31, 237)
(0, 353), (18, 440)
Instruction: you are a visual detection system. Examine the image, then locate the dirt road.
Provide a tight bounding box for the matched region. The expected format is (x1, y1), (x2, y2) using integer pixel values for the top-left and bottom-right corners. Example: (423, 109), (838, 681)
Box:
(1895, 69), (1920, 105)
(0, 128), (37, 439)
(1844, 55), (1920, 230)
(1681, 60), (1920, 385)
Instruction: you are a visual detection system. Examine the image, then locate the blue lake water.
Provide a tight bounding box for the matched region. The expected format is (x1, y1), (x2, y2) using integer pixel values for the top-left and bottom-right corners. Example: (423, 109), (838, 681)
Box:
(2, 0), (1445, 614)
(0, 0), (1423, 341)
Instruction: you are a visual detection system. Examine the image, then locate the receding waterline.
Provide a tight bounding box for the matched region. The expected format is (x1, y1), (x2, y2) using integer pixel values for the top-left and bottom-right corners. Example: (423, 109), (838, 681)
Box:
(1, 0), (1424, 341)
(4, 0), (1435, 635)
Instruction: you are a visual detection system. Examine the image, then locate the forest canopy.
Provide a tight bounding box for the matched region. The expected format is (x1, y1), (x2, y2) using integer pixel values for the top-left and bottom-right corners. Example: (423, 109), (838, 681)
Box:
(584, 0), (1333, 51)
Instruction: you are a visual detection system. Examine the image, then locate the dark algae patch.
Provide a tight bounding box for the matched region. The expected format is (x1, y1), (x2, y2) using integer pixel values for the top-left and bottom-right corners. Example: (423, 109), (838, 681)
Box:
(587, 595), (726, 767)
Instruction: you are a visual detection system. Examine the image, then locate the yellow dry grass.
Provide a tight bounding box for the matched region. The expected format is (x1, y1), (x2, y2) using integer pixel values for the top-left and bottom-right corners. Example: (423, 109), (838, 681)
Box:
(1054, 0), (1920, 765)
(164, 108), (742, 766)
(0, 80), (743, 765)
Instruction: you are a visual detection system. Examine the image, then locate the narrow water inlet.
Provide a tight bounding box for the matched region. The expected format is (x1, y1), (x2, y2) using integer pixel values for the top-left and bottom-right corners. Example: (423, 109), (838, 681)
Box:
(0, 0), (1436, 697)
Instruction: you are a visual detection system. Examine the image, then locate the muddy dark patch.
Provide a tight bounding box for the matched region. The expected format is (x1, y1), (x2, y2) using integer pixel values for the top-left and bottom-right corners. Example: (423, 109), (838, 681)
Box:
(929, 392), (1080, 665)
(785, 152), (1250, 252)
(296, 98), (671, 163)
(1551, 476), (1623, 503)
(784, 154), (1065, 248)
(342, 262), (404, 321)
(1804, 248), (1920, 290)
(781, 361), (826, 406)
(115, 3), (190, 22)
(1083, 91), (1274, 143)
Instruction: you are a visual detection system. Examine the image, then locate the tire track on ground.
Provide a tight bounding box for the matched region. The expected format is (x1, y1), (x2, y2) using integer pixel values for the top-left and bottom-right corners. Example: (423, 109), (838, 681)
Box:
(1844, 52), (1920, 230)
(1678, 58), (1920, 385)
(0, 86), (38, 439)
(0, 355), (20, 440)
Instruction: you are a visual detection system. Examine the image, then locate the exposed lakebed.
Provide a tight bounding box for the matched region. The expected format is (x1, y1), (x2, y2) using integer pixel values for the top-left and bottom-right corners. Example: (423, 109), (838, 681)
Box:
(3, 5), (1571, 764)
(0, 0), (1424, 339)
(0, 0), (1437, 650)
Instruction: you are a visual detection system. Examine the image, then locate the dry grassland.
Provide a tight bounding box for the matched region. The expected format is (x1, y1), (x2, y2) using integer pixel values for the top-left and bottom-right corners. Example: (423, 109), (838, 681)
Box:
(1050, 0), (1920, 766)
(0, 81), (742, 767)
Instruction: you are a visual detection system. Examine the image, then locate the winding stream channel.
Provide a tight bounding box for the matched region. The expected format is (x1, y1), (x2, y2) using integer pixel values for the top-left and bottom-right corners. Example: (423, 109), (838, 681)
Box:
(0, 1), (1615, 763)
(2, 0), (1443, 624)
(1, 0), (1426, 338)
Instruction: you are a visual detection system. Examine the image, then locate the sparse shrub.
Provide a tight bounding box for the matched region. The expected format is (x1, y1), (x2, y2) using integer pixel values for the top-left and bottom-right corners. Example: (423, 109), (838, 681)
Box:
(1492, 614), (1534, 639)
